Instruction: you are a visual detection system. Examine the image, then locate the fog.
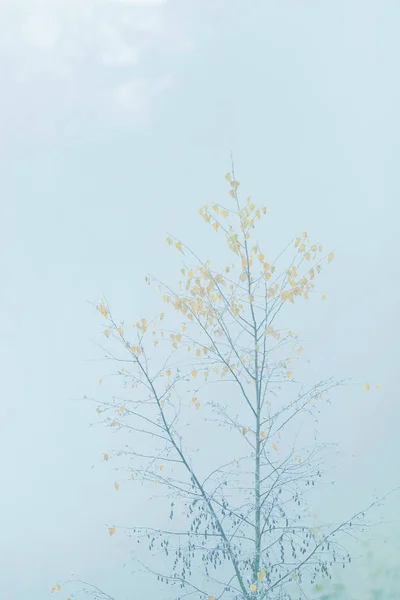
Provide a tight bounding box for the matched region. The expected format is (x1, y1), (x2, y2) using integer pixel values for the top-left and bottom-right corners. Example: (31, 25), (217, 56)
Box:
(0, 1), (399, 599)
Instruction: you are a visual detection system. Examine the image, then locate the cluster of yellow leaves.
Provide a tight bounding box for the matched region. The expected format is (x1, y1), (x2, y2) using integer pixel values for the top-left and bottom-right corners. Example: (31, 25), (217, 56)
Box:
(197, 174), (268, 253)
(97, 303), (108, 318)
(277, 238), (334, 305)
(135, 318), (148, 333)
(192, 397), (201, 410)
(166, 237), (184, 254)
(50, 583), (62, 593)
(130, 345), (142, 355)
(364, 383), (382, 391)
(160, 264), (243, 333)
(267, 282), (280, 299)
(265, 325), (280, 340)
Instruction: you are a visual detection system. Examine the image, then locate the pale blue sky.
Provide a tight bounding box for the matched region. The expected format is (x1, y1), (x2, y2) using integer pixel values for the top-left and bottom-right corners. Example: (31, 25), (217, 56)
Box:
(1, 1), (399, 599)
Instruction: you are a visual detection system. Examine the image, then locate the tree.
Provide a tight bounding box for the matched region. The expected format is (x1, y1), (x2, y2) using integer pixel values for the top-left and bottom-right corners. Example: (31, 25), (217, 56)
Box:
(55, 166), (385, 600)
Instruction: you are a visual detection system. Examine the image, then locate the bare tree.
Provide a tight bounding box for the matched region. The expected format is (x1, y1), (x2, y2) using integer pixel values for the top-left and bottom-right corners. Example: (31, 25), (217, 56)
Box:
(55, 168), (387, 600)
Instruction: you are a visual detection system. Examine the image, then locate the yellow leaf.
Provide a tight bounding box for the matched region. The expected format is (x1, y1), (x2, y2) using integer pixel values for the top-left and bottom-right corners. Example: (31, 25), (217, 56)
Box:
(376, 384), (382, 390)
(196, 348), (201, 357)
(321, 294), (327, 300)
(260, 431), (266, 439)
(208, 596), (215, 600)
(104, 453), (109, 461)
(104, 329), (110, 337)
(250, 584), (257, 592)
(262, 206), (267, 214)
(114, 482), (119, 491)
(159, 465), (164, 471)
(97, 303), (108, 318)
(166, 369), (171, 377)
(225, 172), (231, 181)
(116, 327), (123, 335)
(96, 406), (101, 414)
(328, 252), (335, 263)
(175, 241), (184, 253)
(99, 378), (103, 385)
(108, 527), (116, 536)
(166, 237), (173, 245)
(191, 370), (198, 378)
(258, 253), (265, 262)
(364, 383), (370, 391)
(221, 210), (229, 217)
(119, 406), (125, 414)
(192, 396), (197, 403)
(257, 571), (265, 580)
(212, 222), (219, 231)
(304, 252), (311, 261)
(242, 427), (249, 436)
(286, 371), (293, 378)
(195, 402), (200, 410)
(272, 443), (278, 452)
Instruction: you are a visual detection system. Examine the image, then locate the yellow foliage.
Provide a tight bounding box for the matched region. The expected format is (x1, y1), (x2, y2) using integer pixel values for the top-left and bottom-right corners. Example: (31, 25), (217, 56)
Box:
(250, 584), (257, 592)
(108, 527), (116, 536)
(114, 482), (120, 491)
(257, 570), (266, 580)
(97, 303), (108, 318)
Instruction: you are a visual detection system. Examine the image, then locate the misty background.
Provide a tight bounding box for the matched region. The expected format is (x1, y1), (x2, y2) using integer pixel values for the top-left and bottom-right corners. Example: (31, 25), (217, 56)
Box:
(0, 0), (399, 598)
